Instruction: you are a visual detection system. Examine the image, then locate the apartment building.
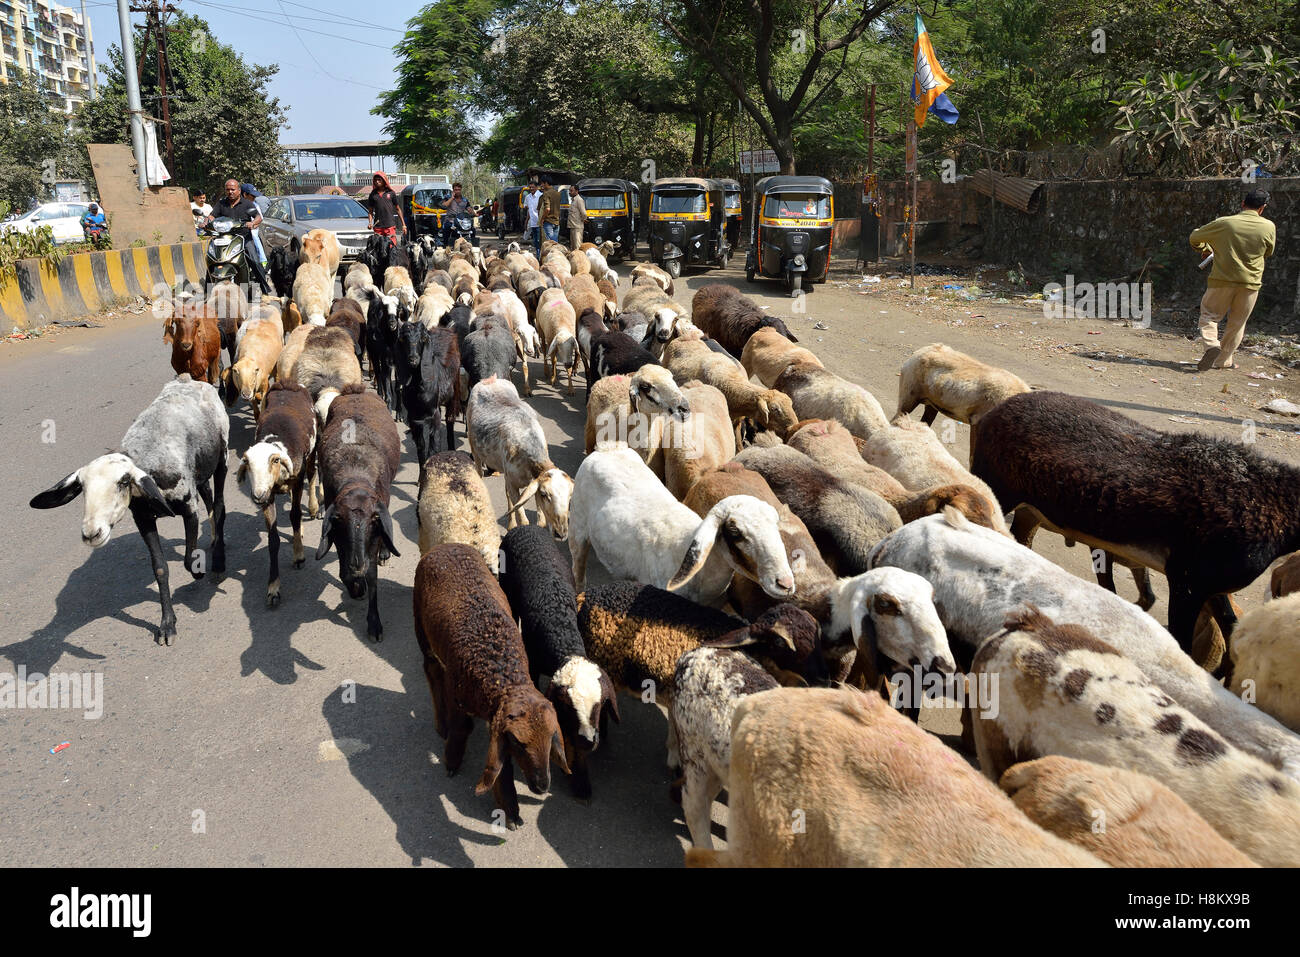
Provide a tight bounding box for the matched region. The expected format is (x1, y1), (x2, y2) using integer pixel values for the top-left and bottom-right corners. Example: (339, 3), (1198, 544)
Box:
(0, 0), (95, 113)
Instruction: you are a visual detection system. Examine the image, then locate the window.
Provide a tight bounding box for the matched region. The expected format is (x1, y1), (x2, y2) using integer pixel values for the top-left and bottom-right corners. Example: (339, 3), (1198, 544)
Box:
(763, 192), (830, 219)
(652, 191), (706, 214)
(584, 192), (626, 212)
(266, 199), (288, 222)
(292, 197), (367, 220)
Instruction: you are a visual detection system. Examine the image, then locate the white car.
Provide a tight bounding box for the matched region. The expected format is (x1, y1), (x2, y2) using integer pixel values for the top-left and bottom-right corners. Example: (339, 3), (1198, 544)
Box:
(1, 202), (95, 244)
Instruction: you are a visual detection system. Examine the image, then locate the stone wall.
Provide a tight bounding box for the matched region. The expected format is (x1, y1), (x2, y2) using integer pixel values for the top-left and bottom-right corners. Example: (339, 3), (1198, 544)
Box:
(870, 176), (1298, 330)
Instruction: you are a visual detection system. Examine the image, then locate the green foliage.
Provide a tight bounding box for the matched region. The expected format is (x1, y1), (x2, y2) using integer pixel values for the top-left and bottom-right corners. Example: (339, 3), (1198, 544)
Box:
(80, 13), (290, 191)
(0, 225), (65, 280)
(1112, 41), (1300, 175)
(0, 71), (90, 213)
(373, 0), (502, 168)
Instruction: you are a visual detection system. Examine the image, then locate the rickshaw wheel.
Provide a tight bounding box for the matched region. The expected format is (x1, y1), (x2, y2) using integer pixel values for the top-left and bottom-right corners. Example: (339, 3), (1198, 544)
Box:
(665, 259), (681, 279)
(745, 266), (755, 283)
(788, 273), (802, 296)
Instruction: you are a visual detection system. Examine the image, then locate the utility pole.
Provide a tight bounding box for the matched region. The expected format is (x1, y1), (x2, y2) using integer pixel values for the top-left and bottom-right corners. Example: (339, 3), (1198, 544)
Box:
(130, 0), (177, 174)
(80, 0), (95, 100)
(116, 0), (149, 192)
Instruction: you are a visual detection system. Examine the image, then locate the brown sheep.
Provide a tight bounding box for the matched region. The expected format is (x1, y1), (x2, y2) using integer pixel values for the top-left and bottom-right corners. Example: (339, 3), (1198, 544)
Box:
(413, 543), (570, 828)
(691, 283), (798, 359)
(741, 326), (824, 387)
(563, 274), (604, 326)
(1000, 756), (1258, 868)
(163, 298), (222, 387)
(1271, 551), (1300, 598)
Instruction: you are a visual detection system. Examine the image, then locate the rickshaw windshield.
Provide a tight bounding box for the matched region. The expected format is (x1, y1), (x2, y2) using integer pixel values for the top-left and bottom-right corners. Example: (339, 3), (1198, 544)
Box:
(653, 191), (706, 214)
(585, 192), (627, 212)
(725, 191), (741, 211)
(764, 192), (830, 219)
(412, 187), (452, 211)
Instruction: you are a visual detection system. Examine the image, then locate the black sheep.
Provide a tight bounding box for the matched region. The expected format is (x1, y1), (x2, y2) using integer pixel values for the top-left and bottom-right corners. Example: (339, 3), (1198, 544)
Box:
(588, 328), (657, 404)
(499, 525), (619, 800)
(397, 323), (461, 466)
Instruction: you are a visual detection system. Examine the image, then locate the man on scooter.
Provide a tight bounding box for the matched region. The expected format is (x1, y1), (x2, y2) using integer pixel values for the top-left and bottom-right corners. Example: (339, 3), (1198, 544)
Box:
(203, 178), (270, 294)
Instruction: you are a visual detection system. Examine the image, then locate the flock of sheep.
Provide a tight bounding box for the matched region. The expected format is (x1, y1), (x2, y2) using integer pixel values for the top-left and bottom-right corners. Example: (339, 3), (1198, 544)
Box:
(27, 225), (1300, 867)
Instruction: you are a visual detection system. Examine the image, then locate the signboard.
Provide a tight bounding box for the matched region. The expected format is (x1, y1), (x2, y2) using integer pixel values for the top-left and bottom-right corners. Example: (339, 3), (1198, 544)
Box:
(739, 149), (780, 174)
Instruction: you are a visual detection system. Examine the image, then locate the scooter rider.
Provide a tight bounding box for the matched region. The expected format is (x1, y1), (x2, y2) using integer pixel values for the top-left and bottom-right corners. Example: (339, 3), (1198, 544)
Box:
(203, 178), (271, 294)
(439, 181), (473, 244)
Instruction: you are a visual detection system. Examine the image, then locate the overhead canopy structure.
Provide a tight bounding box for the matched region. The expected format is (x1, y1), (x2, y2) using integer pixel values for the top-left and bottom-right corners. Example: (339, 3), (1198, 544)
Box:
(282, 141), (394, 158)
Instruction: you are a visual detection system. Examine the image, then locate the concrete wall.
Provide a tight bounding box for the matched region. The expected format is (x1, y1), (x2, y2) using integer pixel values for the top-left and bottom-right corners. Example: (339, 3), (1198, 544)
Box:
(872, 176), (1299, 330)
(0, 242), (207, 332)
(88, 144), (197, 250)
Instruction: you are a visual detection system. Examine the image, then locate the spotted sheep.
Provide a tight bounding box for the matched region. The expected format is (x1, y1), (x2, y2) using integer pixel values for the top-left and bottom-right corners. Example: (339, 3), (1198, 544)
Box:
(971, 605), (1300, 867)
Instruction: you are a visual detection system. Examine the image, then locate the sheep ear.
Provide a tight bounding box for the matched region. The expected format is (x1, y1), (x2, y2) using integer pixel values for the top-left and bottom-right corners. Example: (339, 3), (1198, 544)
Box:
(550, 730), (571, 775)
(668, 508), (723, 590)
(30, 470), (83, 509)
(131, 469), (174, 516)
(600, 671), (621, 725)
(315, 506), (335, 559)
(506, 478), (540, 516)
(376, 503), (400, 558)
(475, 725), (505, 794)
(786, 329), (799, 343)
(707, 628), (759, 650)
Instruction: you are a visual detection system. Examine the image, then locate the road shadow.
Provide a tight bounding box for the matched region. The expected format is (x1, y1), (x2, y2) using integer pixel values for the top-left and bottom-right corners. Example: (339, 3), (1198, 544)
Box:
(321, 677), (520, 867)
(8, 512), (228, 672)
(1095, 397), (1297, 433)
(1072, 349), (1196, 376)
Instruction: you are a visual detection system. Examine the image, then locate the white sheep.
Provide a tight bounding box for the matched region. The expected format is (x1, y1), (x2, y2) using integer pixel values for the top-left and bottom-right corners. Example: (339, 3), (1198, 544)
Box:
(465, 376), (573, 535)
(569, 444), (796, 607)
(896, 343), (1030, 429)
(972, 605), (1300, 867)
(292, 262), (332, 326)
(868, 508), (1300, 780)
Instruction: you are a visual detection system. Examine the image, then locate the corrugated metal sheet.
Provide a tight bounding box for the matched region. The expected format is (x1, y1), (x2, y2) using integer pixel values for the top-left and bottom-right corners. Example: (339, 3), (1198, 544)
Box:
(970, 170), (1045, 213)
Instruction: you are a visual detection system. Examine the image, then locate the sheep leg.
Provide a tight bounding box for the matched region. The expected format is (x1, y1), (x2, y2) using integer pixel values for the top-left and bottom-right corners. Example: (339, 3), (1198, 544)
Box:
(492, 753), (524, 829)
(411, 417), (431, 469)
(566, 360), (575, 397)
(1009, 508), (1039, 548)
(442, 403), (455, 453)
(517, 347), (532, 397)
(444, 708), (473, 776)
(1165, 571), (1205, 655)
(197, 479), (214, 522)
(182, 504), (203, 580)
(570, 534), (591, 593)
(365, 561), (383, 642)
(920, 404), (939, 426)
(132, 502), (177, 645)
(1094, 552), (1118, 595)
(568, 748), (592, 802)
(290, 476), (305, 568)
(681, 765), (721, 850)
(304, 449), (320, 519)
(422, 652), (449, 740)
(1133, 567), (1157, 611)
(211, 450), (228, 575)
(264, 502), (281, 608)
(1208, 593), (1239, 683)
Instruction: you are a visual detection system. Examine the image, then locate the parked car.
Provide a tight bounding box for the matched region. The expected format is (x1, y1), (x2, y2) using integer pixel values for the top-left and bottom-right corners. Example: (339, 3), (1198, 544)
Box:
(1, 202), (95, 244)
(258, 195), (373, 263)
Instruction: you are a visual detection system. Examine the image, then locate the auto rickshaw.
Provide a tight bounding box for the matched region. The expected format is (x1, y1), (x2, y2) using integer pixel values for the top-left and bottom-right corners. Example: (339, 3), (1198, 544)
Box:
(717, 178), (743, 250)
(401, 182), (453, 243)
(648, 177), (729, 279)
(744, 175), (834, 296)
(575, 178), (639, 259)
(497, 186), (523, 238)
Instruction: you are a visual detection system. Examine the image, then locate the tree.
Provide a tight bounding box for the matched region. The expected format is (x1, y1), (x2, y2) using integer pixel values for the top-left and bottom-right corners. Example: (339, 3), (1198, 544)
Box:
(373, 0), (501, 169)
(81, 12), (289, 191)
(0, 71), (89, 214)
(660, 0), (901, 173)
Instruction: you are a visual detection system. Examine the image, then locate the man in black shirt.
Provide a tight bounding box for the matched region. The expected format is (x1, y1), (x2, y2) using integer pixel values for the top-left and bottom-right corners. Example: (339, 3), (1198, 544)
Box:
(203, 178), (270, 294)
(366, 171), (405, 248)
(439, 181), (474, 244)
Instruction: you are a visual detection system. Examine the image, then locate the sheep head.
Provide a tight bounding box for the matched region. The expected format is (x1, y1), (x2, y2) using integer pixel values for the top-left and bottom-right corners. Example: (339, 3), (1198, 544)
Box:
(704, 603), (828, 685)
(847, 567), (955, 680)
(315, 485), (399, 602)
(669, 494), (795, 599)
(548, 656), (619, 754)
(478, 684), (570, 805)
(508, 467), (575, 540)
(756, 389), (799, 438)
(30, 453), (172, 547)
(238, 440), (291, 509)
(630, 365), (689, 421)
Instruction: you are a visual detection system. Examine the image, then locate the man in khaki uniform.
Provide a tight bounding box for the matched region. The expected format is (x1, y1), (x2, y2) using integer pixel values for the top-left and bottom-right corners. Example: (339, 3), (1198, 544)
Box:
(567, 183), (586, 250)
(1191, 189), (1275, 371)
(538, 176), (562, 245)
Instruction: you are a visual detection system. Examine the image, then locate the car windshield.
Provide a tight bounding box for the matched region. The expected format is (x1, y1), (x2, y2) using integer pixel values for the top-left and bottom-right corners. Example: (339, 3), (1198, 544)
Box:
(764, 192), (830, 219)
(293, 198), (368, 220)
(584, 192), (626, 212)
(652, 191), (706, 214)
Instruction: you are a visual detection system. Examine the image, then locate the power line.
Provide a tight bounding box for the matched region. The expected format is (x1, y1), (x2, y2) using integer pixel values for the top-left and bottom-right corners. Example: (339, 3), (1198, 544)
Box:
(185, 0), (398, 48)
(243, 0), (405, 33)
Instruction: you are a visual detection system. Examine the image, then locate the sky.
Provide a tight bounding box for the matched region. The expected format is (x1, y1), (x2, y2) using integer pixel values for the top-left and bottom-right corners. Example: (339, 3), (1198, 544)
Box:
(81, 0), (428, 146)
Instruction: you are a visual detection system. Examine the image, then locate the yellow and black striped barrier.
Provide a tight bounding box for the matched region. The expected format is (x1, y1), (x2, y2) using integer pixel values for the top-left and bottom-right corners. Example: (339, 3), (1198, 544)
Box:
(0, 241), (208, 332)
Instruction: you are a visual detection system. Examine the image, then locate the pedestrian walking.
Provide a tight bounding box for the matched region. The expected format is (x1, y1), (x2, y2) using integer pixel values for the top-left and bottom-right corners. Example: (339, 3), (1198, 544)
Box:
(539, 176), (562, 246)
(1192, 189), (1276, 371)
(523, 179), (542, 257)
(366, 171), (406, 249)
(567, 182), (586, 250)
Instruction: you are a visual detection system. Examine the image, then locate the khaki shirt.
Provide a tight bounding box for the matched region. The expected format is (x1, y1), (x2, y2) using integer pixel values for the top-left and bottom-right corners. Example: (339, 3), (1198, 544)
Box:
(567, 193), (587, 228)
(1189, 210), (1276, 290)
(539, 187), (562, 226)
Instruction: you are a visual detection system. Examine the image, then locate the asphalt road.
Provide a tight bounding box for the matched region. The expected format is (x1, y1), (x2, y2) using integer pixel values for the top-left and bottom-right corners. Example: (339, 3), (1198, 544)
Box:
(2, 255), (1294, 866)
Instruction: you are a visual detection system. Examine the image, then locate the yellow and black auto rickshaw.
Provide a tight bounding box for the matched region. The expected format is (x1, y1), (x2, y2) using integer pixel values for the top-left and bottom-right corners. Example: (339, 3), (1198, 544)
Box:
(745, 175), (834, 296)
(400, 181), (453, 243)
(648, 177), (729, 279)
(717, 178), (743, 250)
(575, 178), (639, 260)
